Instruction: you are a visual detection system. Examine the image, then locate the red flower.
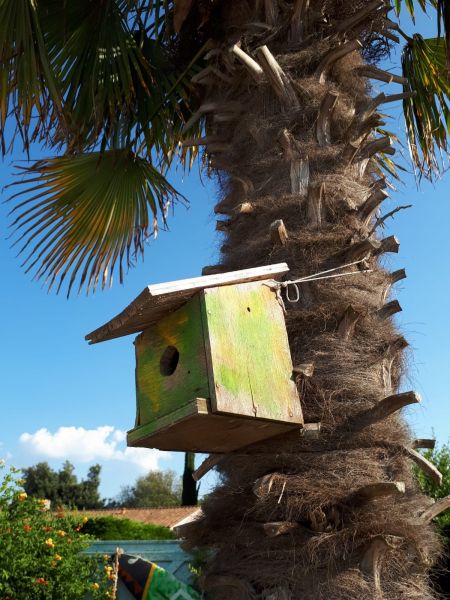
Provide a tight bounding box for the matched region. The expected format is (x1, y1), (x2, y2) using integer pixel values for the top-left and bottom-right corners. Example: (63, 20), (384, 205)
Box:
(23, 524), (32, 533)
(35, 578), (49, 586)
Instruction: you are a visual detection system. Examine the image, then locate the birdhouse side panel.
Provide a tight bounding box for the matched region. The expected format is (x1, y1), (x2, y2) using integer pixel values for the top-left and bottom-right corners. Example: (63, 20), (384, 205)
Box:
(135, 295), (210, 425)
(200, 282), (302, 424)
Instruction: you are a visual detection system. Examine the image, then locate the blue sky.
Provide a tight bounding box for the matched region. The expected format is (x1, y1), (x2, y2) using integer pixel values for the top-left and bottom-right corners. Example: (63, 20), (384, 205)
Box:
(1, 9), (449, 501)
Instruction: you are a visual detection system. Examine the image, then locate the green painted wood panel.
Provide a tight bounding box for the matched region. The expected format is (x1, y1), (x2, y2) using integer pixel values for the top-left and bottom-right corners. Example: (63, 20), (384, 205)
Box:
(135, 295), (209, 424)
(201, 282), (303, 424)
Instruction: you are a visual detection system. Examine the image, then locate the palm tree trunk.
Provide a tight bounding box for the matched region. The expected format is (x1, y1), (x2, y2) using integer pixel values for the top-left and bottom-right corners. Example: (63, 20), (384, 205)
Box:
(185, 1), (442, 598)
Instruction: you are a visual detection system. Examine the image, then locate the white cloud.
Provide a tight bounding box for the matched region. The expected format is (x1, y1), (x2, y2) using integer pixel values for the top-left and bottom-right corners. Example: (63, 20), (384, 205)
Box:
(19, 426), (169, 472)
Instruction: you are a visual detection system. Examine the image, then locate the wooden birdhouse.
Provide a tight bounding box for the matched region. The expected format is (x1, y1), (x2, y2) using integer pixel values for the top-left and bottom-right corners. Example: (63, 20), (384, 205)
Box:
(86, 263), (303, 453)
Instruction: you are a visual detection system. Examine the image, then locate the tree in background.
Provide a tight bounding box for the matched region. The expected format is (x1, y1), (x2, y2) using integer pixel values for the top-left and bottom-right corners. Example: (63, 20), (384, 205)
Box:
(416, 442), (450, 528)
(115, 470), (181, 508)
(23, 461), (103, 509)
(3, 0), (450, 597)
(182, 452), (199, 507)
(415, 442), (450, 596)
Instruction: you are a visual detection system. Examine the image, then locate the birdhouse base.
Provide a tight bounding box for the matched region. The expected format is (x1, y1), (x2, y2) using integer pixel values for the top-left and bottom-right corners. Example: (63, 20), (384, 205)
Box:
(127, 398), (302, 453)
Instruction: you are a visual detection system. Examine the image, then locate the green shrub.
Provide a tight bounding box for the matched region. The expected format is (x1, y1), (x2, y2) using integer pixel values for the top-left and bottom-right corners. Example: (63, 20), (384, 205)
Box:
(0, 463), (112, 599)
(415, 442), (450, 529)
(81, 516), (175, 540)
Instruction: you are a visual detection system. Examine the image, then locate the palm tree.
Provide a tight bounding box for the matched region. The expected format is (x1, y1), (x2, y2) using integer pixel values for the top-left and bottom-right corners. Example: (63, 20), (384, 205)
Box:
(3, 0), (450, 597)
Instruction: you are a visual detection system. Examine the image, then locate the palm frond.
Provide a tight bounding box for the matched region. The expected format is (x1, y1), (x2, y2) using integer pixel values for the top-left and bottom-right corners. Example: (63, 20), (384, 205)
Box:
(394, 0), (427, 21)
(7, 150), (182, 296)
(41, 0), (203, 166)
(395, 0), (450, 71)
(0, 0), (63, 153)
(402, 35), (450, 178)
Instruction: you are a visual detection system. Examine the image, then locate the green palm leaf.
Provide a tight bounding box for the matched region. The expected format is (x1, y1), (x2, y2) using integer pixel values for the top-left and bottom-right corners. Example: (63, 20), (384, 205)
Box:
(402, 35), (450, 177)
(0, 0), (63, 153)
(3, 0), (205, 295)
(8, 150), (182, 296)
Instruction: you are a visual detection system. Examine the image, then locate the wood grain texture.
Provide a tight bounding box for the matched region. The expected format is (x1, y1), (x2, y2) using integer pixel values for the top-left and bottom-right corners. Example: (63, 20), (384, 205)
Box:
(86, 263), (290, 343)
(201, 281), (303, 424)
(127, 398), (301, 453)
(134, 295), (209, 424)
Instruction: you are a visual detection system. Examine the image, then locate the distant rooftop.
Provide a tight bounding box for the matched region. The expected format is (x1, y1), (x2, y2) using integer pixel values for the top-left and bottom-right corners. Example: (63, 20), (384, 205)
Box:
(76, 506), (198, 529)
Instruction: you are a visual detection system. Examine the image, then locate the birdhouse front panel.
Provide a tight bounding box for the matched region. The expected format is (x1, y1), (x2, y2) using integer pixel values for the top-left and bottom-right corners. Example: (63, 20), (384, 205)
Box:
(134, 294), (209, 426)
(201, 281), (301, 424)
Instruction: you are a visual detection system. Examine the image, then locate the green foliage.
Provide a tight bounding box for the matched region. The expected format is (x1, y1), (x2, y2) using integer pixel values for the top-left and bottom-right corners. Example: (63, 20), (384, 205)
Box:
(2, 0), (204, 295)
(8, 150), (181, 295)
(115, 469), (181, 508)
(0, 462), (111, 599)
(402, 35), (450, 178)
(23, 461), (103, 509)
(415, 442), (450, 528)
(81, 516), (175, 541)
(3, 0), (450, 292)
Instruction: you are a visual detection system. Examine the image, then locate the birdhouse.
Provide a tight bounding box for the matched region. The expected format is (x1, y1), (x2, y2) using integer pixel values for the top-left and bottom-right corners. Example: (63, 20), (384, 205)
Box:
(86, 263), (303, 453)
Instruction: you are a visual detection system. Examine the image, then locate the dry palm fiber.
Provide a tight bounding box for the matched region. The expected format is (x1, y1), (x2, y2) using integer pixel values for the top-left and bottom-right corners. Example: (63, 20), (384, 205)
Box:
(178, 1), (444, 598)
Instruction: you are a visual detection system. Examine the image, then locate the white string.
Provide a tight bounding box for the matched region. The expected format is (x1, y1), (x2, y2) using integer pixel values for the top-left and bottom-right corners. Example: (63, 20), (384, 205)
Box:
(280, 258), (369, 286)
(271, 258), (373, 304)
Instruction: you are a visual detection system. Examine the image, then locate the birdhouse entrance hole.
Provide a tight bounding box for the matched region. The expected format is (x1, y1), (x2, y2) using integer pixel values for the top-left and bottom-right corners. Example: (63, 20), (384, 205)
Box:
(160, 345), (179, 376)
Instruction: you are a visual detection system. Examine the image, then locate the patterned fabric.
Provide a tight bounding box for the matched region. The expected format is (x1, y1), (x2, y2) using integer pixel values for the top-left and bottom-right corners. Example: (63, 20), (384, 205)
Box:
(118, 554), (200, 600)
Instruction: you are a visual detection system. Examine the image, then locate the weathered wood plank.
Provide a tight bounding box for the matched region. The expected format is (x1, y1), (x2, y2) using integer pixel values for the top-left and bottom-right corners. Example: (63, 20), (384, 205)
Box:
(134, 295), (209, 424)
(86, 263), (290, 343)
(127, 398), (302, 453)
(201, 282), (303, 424)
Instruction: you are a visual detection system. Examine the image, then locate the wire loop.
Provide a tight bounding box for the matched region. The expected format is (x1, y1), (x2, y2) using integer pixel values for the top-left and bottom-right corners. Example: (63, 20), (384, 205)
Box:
(285, 282), (300, 303)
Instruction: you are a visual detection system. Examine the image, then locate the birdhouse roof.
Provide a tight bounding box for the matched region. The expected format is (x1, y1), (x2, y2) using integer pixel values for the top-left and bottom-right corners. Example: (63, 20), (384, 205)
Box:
(85, 263), (289, 344)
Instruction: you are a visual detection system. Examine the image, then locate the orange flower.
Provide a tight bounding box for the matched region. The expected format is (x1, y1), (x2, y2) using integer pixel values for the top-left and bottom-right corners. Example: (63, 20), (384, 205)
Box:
(43, 526), (53, 532)
(23, 524), (32, 533)
(17, 492), (27, 502)
(45, 538), (55, 549)
(35, 578), (48, 586)
(56, 530), (66, 537)
(54, 554), (62, 561)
